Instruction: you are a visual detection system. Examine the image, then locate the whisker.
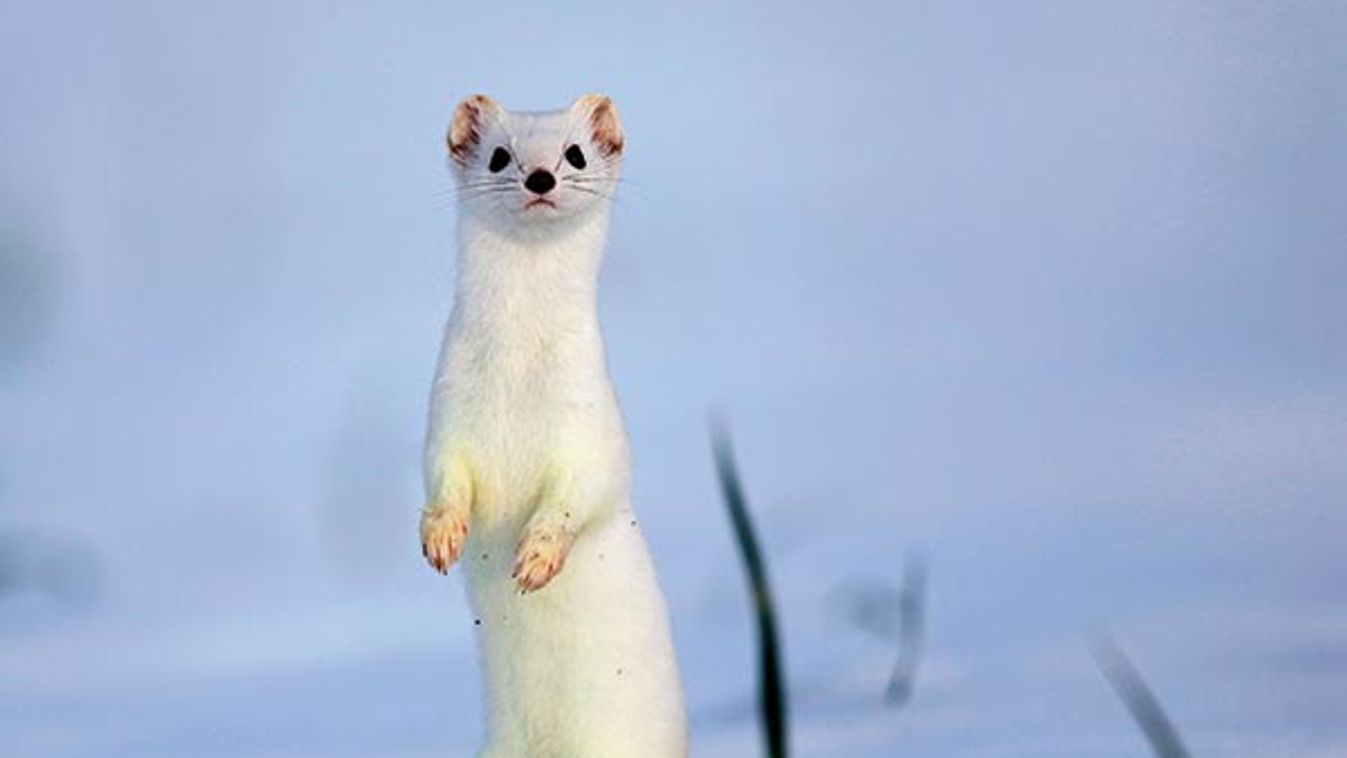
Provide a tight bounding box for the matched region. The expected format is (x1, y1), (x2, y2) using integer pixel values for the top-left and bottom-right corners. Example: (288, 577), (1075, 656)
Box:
(567, 175), (643, 193)
(459, 186), (517, 196)
(567, 176), (625, 184)
(434, 182), (512, 202)
(455, 187), (518, 203)
(457, 187), (517, 198)
(456, 182), (518, 194)
(455, 179), (516, 192)
(565, 185), (619, 204)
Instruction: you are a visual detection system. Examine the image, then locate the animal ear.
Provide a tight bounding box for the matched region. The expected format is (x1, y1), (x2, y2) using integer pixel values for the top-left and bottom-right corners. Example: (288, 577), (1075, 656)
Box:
(571, 93), (624, 158)
(448, 94), (501, 163)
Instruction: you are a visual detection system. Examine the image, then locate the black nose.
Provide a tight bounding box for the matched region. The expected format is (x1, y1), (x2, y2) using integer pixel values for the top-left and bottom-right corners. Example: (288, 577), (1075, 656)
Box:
(524, 169), (556, 195)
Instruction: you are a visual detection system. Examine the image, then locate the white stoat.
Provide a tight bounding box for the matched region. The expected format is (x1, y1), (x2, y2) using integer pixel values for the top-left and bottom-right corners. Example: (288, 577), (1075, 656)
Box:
(420, 94), (687, 758)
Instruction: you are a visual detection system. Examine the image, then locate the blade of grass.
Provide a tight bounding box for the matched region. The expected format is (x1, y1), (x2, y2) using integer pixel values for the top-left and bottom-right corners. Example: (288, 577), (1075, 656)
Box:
(1092, 632), (1193, 758)
(885, 552), (927, 707)
(712, 426), (788, 758)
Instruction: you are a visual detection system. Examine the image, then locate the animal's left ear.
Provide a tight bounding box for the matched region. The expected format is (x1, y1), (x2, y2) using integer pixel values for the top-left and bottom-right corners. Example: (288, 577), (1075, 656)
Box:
(571, 94), (624, 158)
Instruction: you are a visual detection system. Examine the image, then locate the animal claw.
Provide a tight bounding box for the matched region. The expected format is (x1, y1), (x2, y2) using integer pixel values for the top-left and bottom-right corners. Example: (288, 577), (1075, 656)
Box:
(420, 505), (469, 575)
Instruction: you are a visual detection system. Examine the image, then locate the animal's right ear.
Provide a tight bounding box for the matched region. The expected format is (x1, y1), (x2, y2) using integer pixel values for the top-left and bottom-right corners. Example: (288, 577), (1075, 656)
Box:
(448, 94), (501, 164)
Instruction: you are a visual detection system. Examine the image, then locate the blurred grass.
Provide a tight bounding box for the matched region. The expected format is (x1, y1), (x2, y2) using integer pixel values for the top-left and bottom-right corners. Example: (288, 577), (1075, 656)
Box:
(885, 552), (927, 707)
(1093, 632), (1193, 758)
(0, 226), (57, 377)
(711, 425), (1198, 758)
(0, 527), (103, 603)
(713, 425), (789, 758)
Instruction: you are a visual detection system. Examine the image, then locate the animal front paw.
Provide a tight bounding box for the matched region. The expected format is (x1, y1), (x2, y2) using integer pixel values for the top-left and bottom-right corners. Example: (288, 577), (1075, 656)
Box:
(420, 504), (469, 574)
(512, 523), (574, 593)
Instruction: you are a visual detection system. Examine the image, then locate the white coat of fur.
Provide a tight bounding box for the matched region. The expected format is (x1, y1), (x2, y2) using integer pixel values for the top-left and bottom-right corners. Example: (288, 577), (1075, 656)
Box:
(421, 94), (687, 758)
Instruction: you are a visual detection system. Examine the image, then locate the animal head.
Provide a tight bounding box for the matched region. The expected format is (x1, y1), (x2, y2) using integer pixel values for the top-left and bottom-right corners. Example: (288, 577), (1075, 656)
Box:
(447, 93), (624, 235)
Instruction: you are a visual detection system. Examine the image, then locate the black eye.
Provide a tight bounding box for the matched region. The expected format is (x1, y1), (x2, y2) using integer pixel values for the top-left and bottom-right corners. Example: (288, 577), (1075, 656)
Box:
(564, 144), (587, 170)
(488, 147), (511, 173)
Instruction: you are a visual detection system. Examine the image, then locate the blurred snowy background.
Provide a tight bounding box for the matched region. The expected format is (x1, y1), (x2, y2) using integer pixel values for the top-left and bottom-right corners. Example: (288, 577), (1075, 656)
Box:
(2, 2), (1344, 756)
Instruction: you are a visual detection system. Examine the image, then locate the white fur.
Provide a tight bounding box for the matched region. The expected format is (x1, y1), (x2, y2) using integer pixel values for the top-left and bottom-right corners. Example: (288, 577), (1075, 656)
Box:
(422, 96), (687, 758)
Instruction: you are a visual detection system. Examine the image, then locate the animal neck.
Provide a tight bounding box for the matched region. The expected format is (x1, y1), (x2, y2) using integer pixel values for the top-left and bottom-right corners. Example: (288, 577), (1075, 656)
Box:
(450, 211), (609, 340)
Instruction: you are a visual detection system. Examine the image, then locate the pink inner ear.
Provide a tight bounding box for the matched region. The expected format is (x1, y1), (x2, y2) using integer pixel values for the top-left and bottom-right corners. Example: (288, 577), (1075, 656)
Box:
(590, 101), (624, 158)
(449, 98), (488, 161)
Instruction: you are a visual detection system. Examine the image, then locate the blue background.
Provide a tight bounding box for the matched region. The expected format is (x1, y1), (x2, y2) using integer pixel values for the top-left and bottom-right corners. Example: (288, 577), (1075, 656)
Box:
(2, 2), (1344, 756)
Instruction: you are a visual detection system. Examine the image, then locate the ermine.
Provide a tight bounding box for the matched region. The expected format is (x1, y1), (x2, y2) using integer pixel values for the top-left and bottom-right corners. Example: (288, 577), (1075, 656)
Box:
(420, 94), (688, 758)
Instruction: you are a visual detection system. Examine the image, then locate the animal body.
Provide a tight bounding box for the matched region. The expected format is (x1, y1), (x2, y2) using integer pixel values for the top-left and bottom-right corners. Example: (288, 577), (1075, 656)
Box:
(421, 93), (687, 758)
